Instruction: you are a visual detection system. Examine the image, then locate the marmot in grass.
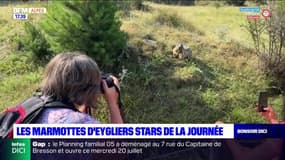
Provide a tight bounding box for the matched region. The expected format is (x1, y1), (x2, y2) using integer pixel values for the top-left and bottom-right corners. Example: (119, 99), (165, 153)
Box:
(172, 43), (192, 60)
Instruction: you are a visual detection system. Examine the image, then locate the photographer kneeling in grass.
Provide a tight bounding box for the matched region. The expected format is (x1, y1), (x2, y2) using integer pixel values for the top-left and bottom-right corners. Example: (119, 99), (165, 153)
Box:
(36, 52), (123, 124)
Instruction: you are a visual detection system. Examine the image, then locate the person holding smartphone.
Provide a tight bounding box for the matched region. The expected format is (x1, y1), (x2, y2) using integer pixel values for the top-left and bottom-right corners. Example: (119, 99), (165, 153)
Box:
(217, 95), (285, 160)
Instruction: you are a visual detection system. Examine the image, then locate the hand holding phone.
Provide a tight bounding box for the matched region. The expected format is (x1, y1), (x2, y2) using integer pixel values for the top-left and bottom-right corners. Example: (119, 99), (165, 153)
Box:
(257, 91), (279, 123)
(259, 106), (278, 123)
(258, 91), (268, 112)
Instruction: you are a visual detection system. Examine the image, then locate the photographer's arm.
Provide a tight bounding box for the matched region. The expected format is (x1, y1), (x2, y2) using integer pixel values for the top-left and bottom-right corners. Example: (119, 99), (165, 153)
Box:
(102, 77), (123, 124)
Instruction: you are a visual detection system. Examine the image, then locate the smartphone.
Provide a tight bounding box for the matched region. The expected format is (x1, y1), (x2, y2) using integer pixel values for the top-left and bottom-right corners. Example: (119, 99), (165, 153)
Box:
(258, 91), (268, 112)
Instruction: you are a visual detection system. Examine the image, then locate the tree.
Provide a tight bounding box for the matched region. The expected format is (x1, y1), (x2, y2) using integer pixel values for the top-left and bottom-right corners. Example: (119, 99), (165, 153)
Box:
(246, 2), (285, 90)
(40, 0), (127, 67)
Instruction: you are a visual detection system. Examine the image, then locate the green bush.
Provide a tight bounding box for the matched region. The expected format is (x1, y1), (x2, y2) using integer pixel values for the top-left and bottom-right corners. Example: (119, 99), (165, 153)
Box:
(40, 1), (127, 67)
(154, 11), (182, 27)
(225, 0), (246, 6)
(20, 22), (52, 62)
(133, 0), (144, 10)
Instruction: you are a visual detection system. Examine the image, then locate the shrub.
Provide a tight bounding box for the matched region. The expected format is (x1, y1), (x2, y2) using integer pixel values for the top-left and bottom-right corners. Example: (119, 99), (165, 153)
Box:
(40, 1), (127, 67)
(225, 0), (246, 6)
(152, 10), (204, 35)
(154, 11), (182, 27)
(246, 6), (285, 90)
(133, 0), (144, 10)
(20, 22), (52, 62)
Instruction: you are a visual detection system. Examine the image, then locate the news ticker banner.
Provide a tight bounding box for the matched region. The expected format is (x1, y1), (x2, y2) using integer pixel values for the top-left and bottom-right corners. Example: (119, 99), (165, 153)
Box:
(13, 124), (285, 139)
(1, 139), (225, 160)
(14, 124), (231, 139)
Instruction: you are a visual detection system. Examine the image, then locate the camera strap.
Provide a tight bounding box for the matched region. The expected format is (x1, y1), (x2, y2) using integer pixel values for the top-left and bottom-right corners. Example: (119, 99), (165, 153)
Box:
(113, 84), (125, 122)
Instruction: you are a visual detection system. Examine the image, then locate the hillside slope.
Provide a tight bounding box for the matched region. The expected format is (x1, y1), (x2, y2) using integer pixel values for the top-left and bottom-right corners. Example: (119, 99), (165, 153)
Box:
(0, 2), (283, 123)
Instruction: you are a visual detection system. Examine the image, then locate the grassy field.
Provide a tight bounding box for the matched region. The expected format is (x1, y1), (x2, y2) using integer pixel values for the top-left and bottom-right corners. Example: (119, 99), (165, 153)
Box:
(0, 3), (44, 108)
(0, 2), (283, 123)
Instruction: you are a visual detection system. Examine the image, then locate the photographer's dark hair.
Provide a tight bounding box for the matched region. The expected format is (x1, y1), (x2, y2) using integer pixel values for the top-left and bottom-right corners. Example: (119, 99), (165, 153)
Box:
(41, 52), (101, 107)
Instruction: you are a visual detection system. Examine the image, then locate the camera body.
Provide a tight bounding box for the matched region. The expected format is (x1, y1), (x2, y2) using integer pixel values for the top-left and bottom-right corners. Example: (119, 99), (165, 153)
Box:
(101, 73), (115, 93)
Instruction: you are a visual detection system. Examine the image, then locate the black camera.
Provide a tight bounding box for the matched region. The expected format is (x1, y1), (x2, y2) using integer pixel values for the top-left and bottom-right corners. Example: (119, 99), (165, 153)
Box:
(101, 73), (115, 93)
(101, 73), (124, 120)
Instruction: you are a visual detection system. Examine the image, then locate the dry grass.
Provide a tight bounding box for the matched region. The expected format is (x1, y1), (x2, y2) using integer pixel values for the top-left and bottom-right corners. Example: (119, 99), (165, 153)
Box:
(0, 2), (282, 123)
